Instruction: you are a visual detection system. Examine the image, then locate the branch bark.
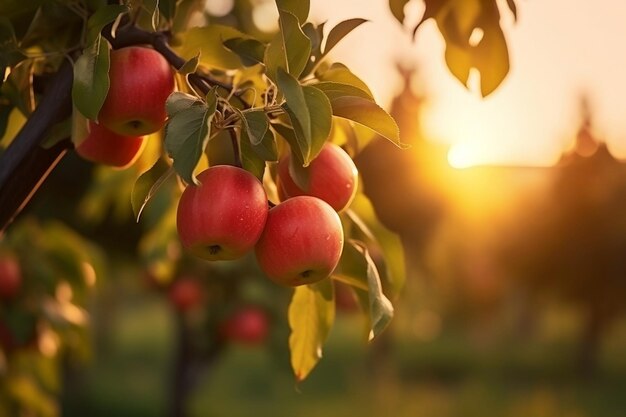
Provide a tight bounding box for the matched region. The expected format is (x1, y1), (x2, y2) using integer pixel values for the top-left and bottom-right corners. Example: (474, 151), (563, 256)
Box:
(0, 60), (74, 233)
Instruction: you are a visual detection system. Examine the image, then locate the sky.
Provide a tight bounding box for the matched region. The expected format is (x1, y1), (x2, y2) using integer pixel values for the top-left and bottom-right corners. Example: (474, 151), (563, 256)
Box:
(308, 0), (626, 167)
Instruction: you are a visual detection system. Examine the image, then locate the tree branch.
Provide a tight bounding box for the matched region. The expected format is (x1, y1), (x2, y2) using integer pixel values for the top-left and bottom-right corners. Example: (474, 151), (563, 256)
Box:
(0, 60), (74, 233)
(0, 21), (250, 233)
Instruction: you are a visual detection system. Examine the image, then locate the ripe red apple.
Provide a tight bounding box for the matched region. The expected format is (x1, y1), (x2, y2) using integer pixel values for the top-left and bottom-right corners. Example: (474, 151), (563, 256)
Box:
(220, 306), (269, 345)
(176, 165), (269, 261)
(98, 46), (175, 136)
(255, 196), (344, 286)
(277, 142), (358, 212)
(76, 121), (145, 168)
(0, 254), (21, 300)
(168, 276), (205, 312)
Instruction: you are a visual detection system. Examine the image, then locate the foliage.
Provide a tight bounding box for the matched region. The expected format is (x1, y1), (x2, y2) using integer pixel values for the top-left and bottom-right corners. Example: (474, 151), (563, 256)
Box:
(390, 0), (516, 96)
(0, 0), (514, 414)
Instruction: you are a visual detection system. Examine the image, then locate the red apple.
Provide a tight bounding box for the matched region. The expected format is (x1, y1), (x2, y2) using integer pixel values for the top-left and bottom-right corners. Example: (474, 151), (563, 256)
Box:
(220, 306), (269, 345)
(255, 196), (344, 286)
(0, 254), (21, 300)
(76, 121), (145, 168)
(168, 276), (205, 312)
(335, 281), (359, 313)
(98, 46), (175, 136)
(176, 165), (269, 261)
(277, 142), (358, 212)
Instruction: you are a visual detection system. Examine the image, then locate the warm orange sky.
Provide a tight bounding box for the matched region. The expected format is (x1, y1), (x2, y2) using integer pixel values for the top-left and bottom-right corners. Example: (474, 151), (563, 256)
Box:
(310, 0), (626, 167)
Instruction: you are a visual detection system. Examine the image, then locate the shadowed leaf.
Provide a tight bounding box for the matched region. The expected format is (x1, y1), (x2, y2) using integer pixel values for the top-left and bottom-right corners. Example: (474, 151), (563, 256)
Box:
(323, 18), (368, 57)
(72, 35), (110, 121)
(333, 239), (393, 340)
(264, 10), (311, 81)
(131, 159), (173, 221)
(330, 96), (405, 148)
(164, 89), (217, 184)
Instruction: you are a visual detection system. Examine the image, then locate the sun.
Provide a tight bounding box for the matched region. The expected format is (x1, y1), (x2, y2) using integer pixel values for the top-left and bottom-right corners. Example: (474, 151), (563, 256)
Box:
(447, 143), (478, 169)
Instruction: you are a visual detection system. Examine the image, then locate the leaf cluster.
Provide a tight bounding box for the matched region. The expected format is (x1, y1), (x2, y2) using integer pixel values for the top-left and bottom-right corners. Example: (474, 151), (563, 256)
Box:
(390, 0), (516, 96)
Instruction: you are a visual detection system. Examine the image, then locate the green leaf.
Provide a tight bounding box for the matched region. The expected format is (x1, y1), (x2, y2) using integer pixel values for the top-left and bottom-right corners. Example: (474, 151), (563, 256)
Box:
(85, 4), (129, 45)
(276, 68), (310, 159)
(301, 85), (332, 161)
(0, 17), (26, 71)
(330, 96), (405, 148)
(40, 118), (71, 149)
(318, 63), (373, 97)
(344, 193), (406, 298)
(279, 71), (332, 165)
(312, 81), (373, 102)
(264, 10), (312, 81)
(164, 89), (217, 184)
(389, 0), (410, 23)
(131, 159), (173, 221)
(174, 25), (254, 71)
(239, 109), (269, 145)
(1, 59), (34, 115)
(239, 129), (267, 180)
(288, 279), (335, 382)
(300, 22), (324, 76)
(276, 0), (309, 23)
(159, 0), (177, 21)
(333, 240), (393, 340)
(322, 18), (368, 57)
(72, 35), (110, 121)
(178, 52), (200, 75)
(223, 37), (266, 67)
(251, 127), (278, 161)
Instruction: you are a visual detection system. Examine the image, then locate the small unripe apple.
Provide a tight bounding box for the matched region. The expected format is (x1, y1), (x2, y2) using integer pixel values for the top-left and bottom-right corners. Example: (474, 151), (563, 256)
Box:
(177, 165), (269, 261)
(255, 196), (344, 286)
(0, 254), (21, 300)
(168, 276), (205, 312)
(76, 121), (145, 168)
(98, 46), (175, 136)
(277, 142), (358, 212)
(220, 306), (269, 345)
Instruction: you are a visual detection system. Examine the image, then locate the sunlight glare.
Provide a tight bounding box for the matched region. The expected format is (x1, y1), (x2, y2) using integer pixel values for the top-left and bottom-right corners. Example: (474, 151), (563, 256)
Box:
(448, 143), (477, 169)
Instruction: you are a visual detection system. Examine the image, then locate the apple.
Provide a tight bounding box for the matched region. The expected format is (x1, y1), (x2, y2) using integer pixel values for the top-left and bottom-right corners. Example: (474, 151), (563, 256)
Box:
(76, 121), (145, 168)
(335, 281), (359, 313)
(168, 276), (205, 312)
(277, 142), (358, 212)
(255, 196), (344, 286)
(0, 254), (21, 300)
(220, 306), (269, 345)
(176, 165), (269, 261)
(98, 46), (175, 136)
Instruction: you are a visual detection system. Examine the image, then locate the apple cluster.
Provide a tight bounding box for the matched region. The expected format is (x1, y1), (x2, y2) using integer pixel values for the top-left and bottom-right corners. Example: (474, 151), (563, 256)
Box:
(75, 46), (175, 168)
(176, 142), (359, 287)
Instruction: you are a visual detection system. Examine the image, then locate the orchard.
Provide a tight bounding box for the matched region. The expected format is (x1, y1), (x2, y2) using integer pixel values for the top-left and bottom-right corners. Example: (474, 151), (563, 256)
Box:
(0, 0), (516, 415)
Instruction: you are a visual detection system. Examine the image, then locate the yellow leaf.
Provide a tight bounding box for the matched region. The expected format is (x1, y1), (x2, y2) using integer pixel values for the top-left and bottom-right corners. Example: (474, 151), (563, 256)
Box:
(172, 25), (253, 71)
(288, 279), (335, 382)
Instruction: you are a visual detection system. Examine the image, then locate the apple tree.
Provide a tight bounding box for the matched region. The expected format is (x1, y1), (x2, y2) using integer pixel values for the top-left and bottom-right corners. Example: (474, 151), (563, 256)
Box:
(0, 0), (514, 415)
